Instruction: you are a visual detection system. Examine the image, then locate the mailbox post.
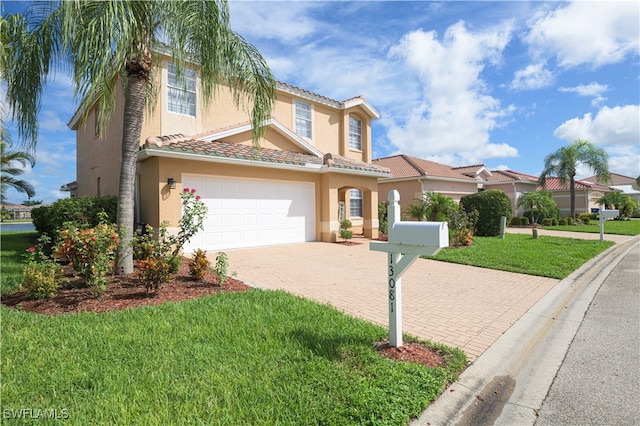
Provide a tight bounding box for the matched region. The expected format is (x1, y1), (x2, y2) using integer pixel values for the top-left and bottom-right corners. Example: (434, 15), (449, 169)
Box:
(598, 209), (619, 242)
(370, 190), (449, 347)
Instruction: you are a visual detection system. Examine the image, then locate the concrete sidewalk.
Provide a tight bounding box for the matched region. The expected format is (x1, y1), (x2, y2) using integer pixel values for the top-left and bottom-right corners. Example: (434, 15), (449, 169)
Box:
(415, 236), (639, 425)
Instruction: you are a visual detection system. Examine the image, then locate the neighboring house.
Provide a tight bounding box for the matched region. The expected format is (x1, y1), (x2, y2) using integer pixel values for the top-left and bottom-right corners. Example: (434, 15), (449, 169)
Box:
(68, 55), (390, 251)
(482, 170), (540, 217)
(451, 164), (493, 191)
(372, 155), (479, 206)
(59, 181), (78, 198)
(539, 177), (614, 216)
(0, 203), (34, 220)
(583, 173), (640, 204)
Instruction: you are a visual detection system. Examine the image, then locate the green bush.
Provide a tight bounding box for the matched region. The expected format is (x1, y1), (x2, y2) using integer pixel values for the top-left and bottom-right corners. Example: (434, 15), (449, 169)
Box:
(559, 219), (568, 225)
(21, 235), (67, 299)
(567, 217), (574, 225)
(578, 213), (591, 225)
(378, 202), (388, 234)
(460, 190), (512, 237)
(542, 218), (552, 226)
(520, 216), (529, 226)
(339, 219), (353, 241)
(31, 196), (117, 240)
(509, 217), (521, 226)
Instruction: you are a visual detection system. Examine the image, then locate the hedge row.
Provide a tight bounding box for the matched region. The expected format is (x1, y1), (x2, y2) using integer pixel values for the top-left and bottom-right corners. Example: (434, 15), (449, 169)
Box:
(32, 196), (118, 239)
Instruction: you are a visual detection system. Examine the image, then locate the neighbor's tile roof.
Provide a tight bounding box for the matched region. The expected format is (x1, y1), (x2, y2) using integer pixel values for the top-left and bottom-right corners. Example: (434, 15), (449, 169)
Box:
(372, 155), (476, 180)
(485, 169), (540, 183)
(539, 177), (612, 191)
(143, 138), (390, 175)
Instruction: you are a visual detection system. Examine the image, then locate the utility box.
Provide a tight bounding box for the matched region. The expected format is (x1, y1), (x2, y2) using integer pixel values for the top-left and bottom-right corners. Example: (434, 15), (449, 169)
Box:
(389, 221), (449, 249)
(599, 209), (619, 219)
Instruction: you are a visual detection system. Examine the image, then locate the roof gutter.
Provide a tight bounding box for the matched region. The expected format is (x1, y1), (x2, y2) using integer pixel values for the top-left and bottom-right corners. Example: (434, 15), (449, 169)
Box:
(138, 149), (390, 178)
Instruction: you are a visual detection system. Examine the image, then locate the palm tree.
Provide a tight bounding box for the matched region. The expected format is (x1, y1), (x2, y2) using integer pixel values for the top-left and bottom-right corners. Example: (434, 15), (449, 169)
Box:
(516, 190), (556, 224)
(4, 1), (276, 274)
(1, 140), (36, 203)
(539, 139), (610, 219)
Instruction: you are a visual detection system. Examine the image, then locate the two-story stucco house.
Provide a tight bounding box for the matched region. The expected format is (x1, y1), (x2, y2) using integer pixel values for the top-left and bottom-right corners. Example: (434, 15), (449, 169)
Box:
(68, 55), (390, 252)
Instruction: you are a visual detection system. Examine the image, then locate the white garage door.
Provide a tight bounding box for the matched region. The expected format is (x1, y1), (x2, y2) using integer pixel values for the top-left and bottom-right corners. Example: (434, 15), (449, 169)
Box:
(182, 175), (316, 252)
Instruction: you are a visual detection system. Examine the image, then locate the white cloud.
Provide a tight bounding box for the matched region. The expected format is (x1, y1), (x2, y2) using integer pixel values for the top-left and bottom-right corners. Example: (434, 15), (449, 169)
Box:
(553, 105), (640, 146)
(559, 83), (609, 106)
(382, 21), (517, 163)
(229, 2), (324, 44)
(511, 63), (554, 90)
(38, 110), (68, 132)
(525, 1), (639, 68)
(554, 105), (640, 179)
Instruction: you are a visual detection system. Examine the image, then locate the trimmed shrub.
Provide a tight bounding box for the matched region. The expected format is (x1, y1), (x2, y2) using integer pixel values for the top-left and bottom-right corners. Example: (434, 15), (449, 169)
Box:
(460, 190), (512, 237)
(340, 219), (353, 241)
(520, 216), (529, 226)
(559, 219), (568, 225)
(32, 196), (117, 239)
(542, 218), (553, 226)
(509, 217), (521, 226)
(578, 213), (591, 225)
(567, 217), (574, 225)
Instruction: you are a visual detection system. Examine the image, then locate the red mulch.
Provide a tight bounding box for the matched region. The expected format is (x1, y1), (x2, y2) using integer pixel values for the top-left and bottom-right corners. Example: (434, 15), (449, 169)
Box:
(1, 257), (445, 368)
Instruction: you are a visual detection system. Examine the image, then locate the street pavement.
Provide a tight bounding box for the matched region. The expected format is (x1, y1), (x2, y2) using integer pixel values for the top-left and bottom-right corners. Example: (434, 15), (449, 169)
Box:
(416, 236), (639, 426)
(535, 239), (639, 425)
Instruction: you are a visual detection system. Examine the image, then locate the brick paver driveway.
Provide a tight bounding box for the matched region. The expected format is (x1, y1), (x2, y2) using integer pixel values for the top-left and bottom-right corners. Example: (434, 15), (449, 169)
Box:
(225, 238), (559, 360)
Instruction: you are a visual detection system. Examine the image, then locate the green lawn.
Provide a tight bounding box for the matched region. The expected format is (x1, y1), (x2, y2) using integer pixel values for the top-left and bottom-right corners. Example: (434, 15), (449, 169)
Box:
(1, 232), (466, 425)
(426, 233), (615, 279)
(0, 231), (37, 294)
(544, 219), (640, 236)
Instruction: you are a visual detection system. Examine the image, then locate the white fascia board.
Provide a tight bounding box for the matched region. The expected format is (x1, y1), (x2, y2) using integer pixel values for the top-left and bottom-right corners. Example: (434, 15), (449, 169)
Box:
(138, 148), (323, 174)
(378, 175), (476, 184)
(139, 149), (389, 178)
(342, 98), (380, 119)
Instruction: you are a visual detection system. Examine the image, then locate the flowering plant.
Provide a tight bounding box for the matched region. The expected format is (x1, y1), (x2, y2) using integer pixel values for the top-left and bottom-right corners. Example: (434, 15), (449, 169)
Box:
(174, 188), (208, 256)
(22, 234), (66, 299)
(188, 248), (211, 280)
(55, 212), (120, 294)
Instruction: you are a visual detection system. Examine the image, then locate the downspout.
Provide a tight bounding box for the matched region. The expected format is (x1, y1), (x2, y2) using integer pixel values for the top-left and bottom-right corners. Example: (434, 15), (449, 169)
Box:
(512, 182), (517, 215)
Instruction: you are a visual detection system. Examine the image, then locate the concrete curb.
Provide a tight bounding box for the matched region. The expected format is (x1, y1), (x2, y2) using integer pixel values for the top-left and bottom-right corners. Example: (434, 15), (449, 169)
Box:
(413, 235), (640, 426)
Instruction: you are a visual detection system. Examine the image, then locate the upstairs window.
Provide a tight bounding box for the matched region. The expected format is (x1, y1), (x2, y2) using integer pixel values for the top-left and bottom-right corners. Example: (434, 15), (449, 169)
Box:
(167, 63), (196, 116)
(349, 117), (362, 150)
(295, 100), (312, 139)
(349, 189), (363, 217)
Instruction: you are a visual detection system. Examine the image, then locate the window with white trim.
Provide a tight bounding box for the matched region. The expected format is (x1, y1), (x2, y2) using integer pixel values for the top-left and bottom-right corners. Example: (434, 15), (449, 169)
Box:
(167, 63), (196, 116)
(349, 189), (363, 217)
(295, 100), (312, 139)
(349, 117), (362, 150)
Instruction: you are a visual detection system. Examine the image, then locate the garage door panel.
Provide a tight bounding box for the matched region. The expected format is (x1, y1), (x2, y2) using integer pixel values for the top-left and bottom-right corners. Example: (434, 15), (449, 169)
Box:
(182, 175), (315, 252)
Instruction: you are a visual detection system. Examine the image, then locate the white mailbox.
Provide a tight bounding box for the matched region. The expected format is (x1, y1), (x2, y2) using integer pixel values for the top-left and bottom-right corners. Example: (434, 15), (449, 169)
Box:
(389, 221), (448, 249)
(599, 209), (619, 219)
(370, 190), (450, 347)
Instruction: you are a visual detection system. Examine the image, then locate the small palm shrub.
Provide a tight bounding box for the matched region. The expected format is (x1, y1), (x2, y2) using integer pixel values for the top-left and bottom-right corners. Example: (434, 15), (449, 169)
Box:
(189, 249), (211, 280)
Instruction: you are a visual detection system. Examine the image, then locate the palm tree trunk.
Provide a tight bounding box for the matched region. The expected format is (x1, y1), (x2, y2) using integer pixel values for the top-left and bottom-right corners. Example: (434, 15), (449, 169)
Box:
(570, 175), (576, 219)
(115, 74), (147, 275)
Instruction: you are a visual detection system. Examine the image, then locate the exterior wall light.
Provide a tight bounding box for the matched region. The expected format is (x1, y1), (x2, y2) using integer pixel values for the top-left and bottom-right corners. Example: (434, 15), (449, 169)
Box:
(167, 177), (176, 189)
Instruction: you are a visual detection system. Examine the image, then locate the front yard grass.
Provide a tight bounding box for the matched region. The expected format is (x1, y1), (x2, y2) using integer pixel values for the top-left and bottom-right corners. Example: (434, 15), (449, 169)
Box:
(544, 219), (640, 236)
(1, 293), (465, 425)
(1, 232), (466, 425)
(0, 231), (36, 294)
(426, 233), (615, 279)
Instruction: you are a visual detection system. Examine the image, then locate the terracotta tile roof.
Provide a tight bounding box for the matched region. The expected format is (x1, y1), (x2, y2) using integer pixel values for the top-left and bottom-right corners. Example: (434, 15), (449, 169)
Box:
(451, 164), (485, 174)
(143, 138), (390, 175)
(485, 169), (540, 183)
(372, 155), (476, 180)
(539, 177), (612, 191)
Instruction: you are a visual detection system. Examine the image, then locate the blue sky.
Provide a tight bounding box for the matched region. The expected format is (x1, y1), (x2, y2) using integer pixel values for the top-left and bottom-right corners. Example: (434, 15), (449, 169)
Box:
(2, 1), (639, 205)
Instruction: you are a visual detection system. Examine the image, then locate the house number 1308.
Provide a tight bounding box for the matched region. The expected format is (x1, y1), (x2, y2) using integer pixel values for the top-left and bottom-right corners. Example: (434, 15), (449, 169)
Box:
(388, 253), (395, 311)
